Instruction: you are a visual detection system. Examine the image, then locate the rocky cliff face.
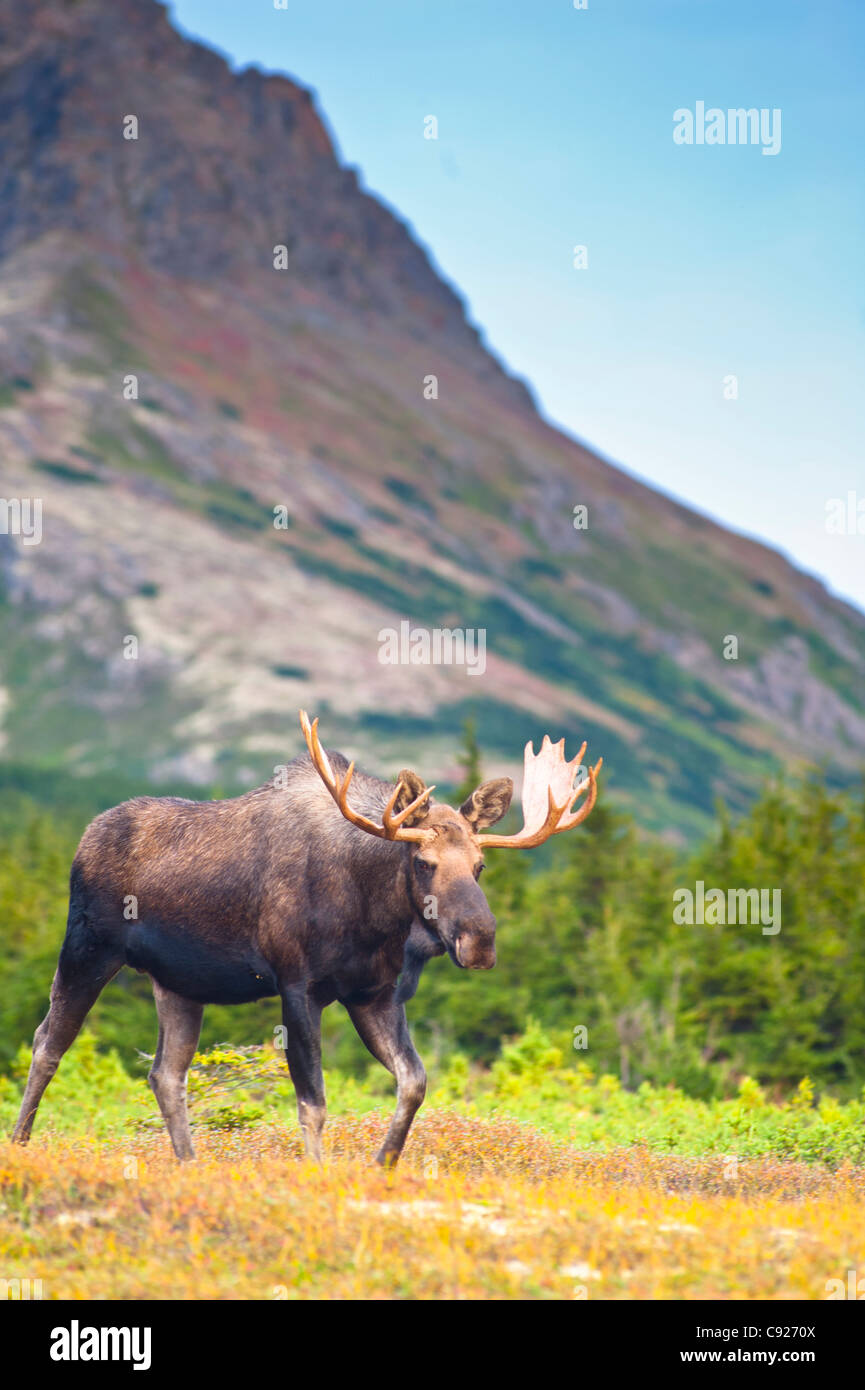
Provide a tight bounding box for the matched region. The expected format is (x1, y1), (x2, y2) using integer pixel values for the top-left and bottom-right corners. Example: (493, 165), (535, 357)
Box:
(0, 0), (528, 403)
(0, 0), (863, 840)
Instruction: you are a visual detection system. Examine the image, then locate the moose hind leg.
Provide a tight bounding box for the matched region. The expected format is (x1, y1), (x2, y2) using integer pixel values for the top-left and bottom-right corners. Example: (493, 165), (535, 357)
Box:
(345, 991), (426, 1168)
(148, 981), (203, 1161)
(12, 961), (120, 1144)
(281, 986), (326, 1162)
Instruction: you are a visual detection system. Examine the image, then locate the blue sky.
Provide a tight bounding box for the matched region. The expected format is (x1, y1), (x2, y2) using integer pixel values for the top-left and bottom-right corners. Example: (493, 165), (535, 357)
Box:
(169, 0), (865, 613)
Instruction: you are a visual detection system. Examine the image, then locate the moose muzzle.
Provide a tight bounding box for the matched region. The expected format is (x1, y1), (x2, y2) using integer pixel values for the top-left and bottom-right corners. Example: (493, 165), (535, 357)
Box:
(451, 908), (497, 970)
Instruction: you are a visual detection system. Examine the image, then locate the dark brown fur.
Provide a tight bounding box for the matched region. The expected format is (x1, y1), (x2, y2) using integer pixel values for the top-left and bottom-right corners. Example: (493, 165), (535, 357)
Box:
(12, 748), (512, 1165)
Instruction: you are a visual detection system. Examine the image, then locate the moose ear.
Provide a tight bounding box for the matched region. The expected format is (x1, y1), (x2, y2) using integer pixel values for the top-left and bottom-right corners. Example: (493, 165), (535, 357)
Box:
(393, 769), (431, 827)
(459, 778), (513, 831)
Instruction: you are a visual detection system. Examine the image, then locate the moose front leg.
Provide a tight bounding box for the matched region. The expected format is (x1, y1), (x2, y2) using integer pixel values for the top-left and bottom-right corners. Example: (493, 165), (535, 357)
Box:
(345, 990), (426, 1168)
(281, 985), (326, 1162)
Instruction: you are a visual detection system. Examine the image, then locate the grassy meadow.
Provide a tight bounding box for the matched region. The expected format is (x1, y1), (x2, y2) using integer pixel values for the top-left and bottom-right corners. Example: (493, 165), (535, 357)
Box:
(2, 1026), (865, 1300)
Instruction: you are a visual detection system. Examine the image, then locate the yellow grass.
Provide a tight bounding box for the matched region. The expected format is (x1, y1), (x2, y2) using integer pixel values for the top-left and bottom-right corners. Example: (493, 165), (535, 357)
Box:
(1, 1112), (863, 1300)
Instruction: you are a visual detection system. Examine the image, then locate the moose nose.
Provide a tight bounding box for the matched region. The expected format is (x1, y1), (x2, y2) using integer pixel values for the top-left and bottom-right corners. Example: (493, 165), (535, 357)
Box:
(455, 930), (496, 971)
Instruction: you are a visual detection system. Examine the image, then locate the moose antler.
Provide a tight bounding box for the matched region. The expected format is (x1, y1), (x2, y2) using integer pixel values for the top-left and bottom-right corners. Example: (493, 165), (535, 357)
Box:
(300, 710), (435, 843)
(478, 734), (602, 849)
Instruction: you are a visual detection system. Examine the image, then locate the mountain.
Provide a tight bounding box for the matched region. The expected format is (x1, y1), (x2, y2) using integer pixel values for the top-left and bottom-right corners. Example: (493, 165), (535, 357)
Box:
(0, 0), (863, 841)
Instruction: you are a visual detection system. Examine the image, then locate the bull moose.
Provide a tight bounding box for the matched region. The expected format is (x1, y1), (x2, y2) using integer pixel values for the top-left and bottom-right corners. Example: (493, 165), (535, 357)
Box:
(12, 711), (601, 1166)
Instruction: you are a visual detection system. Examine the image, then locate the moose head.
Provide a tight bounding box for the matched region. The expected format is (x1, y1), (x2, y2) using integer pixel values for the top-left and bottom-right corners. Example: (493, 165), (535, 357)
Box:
(300, 710), (603, 974)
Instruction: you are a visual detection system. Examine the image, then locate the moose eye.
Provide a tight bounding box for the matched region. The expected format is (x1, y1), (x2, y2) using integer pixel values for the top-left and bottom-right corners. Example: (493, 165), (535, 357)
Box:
(473, 862), (485, 880)
(415, 859), (436, 875)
